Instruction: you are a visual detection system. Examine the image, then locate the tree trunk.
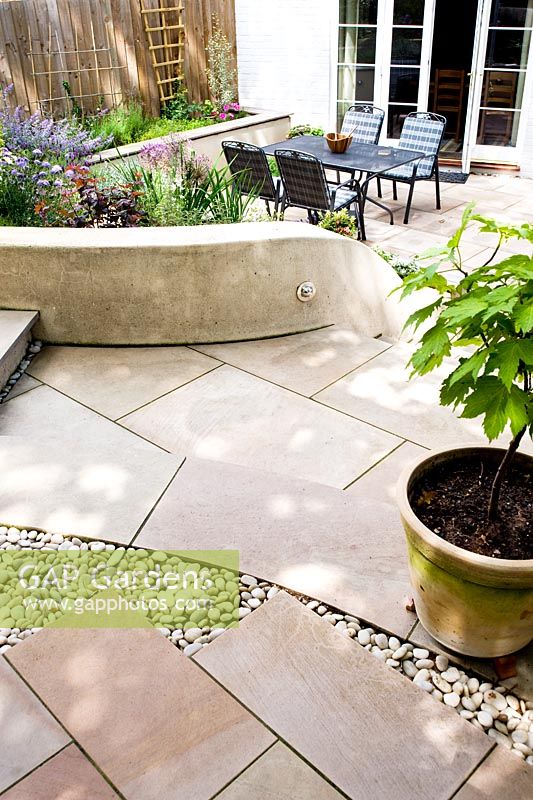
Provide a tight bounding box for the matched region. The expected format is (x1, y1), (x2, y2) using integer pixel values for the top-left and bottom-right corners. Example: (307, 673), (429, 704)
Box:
(487, 427), (526, 522)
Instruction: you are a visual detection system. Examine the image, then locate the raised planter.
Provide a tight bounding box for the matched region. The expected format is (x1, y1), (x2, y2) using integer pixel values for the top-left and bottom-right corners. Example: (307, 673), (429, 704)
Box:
(0, 222), (414, 345)
(92, 108), (292, 165)
(397, 445), (533, 658)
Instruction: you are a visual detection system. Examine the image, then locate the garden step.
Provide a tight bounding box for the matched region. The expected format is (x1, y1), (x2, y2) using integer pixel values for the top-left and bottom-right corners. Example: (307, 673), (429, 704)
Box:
(0, 310), (39, 391)
(195, 591), (492, 800)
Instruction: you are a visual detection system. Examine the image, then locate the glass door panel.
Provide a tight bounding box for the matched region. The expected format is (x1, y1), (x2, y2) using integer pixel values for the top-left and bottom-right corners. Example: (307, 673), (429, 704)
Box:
(470, 0), (533, 154)
(337, 1), (379, 127)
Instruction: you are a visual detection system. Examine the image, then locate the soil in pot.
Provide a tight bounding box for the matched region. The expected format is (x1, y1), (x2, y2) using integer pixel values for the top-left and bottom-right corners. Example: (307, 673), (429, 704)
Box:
(411, 453), (533, 560)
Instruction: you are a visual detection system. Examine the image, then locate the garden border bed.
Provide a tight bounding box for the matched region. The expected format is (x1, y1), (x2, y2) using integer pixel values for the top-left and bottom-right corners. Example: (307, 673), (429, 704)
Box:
(91, 108), (293, 165)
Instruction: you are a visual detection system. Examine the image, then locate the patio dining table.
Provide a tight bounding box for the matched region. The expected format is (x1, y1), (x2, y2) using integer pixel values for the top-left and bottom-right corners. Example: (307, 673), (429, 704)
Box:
(262, 135), (426, 240)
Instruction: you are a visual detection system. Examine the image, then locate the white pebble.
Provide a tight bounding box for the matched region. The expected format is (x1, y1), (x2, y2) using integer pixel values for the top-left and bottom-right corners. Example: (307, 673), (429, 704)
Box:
(444, 692), (461, 708)
(435, 654), (449, 672)
(375, 633), (389, 649)
(240, 575), (257, 587)
(441, 667), (460, 683)
(184, 627), (202, 643)
(357, 629), (372, 646)
(416, 659), (434, 670)
(267, 587), (280, 600)
(477, 711), (494, 728)
(238, 607), (251, 619)
(402, 661), (418, 679)
(183, 642), (203, 657)
(412, 648), (430, 660)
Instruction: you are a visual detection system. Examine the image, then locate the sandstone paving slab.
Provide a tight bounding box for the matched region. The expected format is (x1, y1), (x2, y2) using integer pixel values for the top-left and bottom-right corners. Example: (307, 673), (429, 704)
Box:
(0, 658), (70, 793)
(315, 344), (533, 452)
(0, 385), (180, 542)
(378, 228), (486, 261)
(345, 441), (426, 503)
(191, 327), (390, 397)
(6, 628), (275, 800)
(28, 345), (221, 420)
(136, 456), (415, 636)
(121, 365), (401, 488)
(216, 742), (345, 800)
(453, 743), (533, 799)
(196, 592), (491, 800)
(1, 744), (121, 800)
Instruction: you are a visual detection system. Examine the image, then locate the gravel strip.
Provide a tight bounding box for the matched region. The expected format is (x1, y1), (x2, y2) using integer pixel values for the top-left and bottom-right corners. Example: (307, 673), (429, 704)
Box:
(0, 340), (42, 402)
(1, 524), (532, 764)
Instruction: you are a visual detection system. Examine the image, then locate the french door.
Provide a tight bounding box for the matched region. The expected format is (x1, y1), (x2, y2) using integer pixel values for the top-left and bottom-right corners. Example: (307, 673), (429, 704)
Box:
(336, 0), (533, 171)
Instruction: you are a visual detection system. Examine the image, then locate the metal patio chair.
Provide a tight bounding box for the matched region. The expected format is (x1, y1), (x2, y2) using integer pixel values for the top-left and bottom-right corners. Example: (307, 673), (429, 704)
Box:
(222, 140), (282, 215)
(274, 148), (362, 232)
(341, 104), (385, 143)
(375, 111), (446, 224)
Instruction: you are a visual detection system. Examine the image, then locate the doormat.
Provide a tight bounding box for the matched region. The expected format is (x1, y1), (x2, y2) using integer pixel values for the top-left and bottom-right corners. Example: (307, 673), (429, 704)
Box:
(433, 171), (469, 184)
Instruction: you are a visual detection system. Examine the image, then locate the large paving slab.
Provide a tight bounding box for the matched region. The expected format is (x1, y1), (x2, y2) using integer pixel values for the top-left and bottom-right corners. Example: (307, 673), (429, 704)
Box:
(217, 742), (345, 800)
(315, 344), (533, 451)
(28, 346), (221, 420)
(0, 658), (70, 794)
(121, 365), (401, 488)
(196, 592), (491, 800)
(136, 456), (414, 636)
(1, 744), (121, 800)
(453, 744), (533, 799)
(0, 385), (180, 541)
(345, 440), (426, 500)
(191, 327), (390, 397)
(7, 628), (275, 800)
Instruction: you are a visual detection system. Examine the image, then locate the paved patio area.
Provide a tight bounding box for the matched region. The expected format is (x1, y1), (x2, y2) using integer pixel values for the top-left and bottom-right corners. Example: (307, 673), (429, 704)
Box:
(0, 173), (532, 798)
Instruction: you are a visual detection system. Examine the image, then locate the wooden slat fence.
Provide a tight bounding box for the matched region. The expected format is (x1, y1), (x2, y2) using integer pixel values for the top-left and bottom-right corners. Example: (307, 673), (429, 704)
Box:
(0, 0), (237, 116)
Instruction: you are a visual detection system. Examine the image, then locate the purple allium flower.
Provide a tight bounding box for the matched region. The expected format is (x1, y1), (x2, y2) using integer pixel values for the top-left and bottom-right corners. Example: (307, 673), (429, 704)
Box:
(50, 164), (63, 174)
(36, 179), (49, 187)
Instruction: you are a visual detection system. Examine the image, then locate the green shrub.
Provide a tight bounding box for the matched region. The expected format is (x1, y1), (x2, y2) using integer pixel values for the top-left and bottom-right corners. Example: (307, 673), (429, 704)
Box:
(374, 246), (419, 278)
(87, 101), (148, 147)
(318, 209), (357, 238)
(287, 124), (325, 138)
(206, 21), (237, 111)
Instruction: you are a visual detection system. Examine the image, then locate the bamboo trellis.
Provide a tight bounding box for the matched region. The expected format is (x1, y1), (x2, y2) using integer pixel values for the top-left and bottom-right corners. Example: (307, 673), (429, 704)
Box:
(139, 0), (185, 104)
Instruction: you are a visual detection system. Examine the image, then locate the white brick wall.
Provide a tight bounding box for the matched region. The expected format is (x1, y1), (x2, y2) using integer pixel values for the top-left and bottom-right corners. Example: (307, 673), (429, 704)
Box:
(235, 0), (335, 128)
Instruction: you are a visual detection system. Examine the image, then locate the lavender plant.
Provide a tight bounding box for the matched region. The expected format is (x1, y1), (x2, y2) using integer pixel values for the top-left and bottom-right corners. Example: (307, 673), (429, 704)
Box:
(0, 148), (65, 225)
(0, 85), (109, 163)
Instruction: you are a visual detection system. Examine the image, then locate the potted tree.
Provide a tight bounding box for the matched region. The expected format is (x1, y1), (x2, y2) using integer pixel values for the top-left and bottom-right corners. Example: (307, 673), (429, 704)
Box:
(396, 203), (532, 658)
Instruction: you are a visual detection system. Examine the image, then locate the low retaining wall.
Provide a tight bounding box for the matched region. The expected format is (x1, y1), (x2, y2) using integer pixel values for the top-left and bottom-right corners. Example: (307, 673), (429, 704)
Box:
(0, 223), (410, 345)
(93, 109), (292, 165)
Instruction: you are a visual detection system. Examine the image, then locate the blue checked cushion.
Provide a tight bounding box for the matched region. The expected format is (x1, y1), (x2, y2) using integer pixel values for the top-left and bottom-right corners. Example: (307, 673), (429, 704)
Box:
(382, 115), (445, 180)
(341, 107), (384, 144)
(331, 186), (359, 210)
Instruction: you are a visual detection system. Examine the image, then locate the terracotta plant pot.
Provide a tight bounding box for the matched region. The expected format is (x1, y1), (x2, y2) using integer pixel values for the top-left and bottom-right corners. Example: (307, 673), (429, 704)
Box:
(397, 445), (533, 657)
(325, 132), (352, 153)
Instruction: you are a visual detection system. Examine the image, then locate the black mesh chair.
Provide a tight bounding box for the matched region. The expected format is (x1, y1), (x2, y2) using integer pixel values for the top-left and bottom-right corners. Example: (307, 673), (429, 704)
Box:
(375, 112), (447, 224)
(222, 140), (282, 215)
(275, 149), (362, 231)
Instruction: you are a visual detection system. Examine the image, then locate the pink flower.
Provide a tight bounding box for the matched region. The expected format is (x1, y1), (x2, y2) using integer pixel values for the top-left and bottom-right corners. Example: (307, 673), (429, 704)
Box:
(219, 112), (227, 120)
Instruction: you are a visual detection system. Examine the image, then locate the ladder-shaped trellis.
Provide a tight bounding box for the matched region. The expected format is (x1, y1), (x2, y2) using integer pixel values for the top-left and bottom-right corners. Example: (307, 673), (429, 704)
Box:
(139, 0), (185, 104)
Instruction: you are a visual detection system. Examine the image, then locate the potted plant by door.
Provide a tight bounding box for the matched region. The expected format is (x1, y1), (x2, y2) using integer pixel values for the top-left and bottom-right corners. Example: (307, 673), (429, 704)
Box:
(396, 204), (532, 658)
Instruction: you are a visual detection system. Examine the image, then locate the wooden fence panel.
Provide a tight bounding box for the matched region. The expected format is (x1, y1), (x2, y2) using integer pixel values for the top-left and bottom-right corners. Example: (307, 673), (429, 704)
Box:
(0, 0), (237, 115)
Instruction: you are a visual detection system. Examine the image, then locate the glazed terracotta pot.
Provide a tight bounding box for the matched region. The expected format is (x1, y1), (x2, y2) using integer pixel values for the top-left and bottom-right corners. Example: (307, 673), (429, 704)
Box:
(397, 445), (533, 657)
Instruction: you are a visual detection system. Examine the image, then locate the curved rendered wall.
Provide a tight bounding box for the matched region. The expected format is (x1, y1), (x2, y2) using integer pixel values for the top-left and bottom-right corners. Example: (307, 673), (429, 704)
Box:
(0, 223), (410, 345)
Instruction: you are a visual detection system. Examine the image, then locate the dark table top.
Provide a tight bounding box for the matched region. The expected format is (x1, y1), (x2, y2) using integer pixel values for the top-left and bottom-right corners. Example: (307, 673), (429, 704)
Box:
(263, 135), (426, 175)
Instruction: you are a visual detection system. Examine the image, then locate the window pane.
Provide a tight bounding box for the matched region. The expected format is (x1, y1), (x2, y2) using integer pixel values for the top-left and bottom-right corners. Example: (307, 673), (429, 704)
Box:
(489, 0), (533, 28)
(477, 108), (520, 145)
(393, 0), (425, 25)
(387, 105), (417, 138)
(482, 70), (525, 109)
(391, 28), (423, 64)
(485, 29), (531, 68)
(389, 66), (420, 102)
(339, 0), (378, 25)
(338, 66), (376, 102)
(338, 27), (377, 63)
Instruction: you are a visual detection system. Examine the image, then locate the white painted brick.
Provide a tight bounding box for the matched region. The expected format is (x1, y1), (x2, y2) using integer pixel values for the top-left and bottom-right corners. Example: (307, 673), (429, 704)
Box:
(235, 0), (333, 127)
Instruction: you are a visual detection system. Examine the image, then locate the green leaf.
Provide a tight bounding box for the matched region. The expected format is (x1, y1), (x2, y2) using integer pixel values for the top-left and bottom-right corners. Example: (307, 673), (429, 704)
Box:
(441, 294), (488, 326)
(515, 300), (533, 333)
(448, 349), (489, 387)
(409, 323), (451, 376)
(447, 202), (476, 249)
(403, 300), (442, 332)
(460, 377), (530, 440)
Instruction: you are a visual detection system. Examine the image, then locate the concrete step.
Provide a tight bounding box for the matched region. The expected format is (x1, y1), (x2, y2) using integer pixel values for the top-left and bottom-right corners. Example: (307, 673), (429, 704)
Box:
(0, 310), (39, 390)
